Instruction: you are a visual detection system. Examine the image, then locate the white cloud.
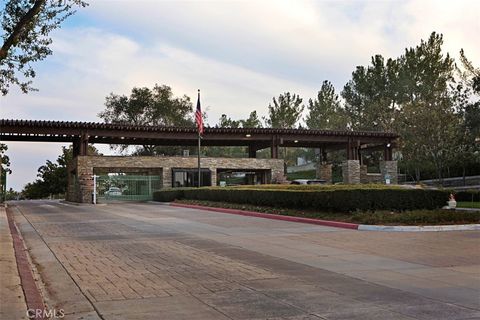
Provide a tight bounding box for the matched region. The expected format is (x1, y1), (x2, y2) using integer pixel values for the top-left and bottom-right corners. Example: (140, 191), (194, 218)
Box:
(1, 0), (479, 190)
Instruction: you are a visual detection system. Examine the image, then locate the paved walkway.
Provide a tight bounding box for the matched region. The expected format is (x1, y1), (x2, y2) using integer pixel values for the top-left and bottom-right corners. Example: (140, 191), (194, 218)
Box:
(0, 206), (28, 320)
(7, 200), (480, 320)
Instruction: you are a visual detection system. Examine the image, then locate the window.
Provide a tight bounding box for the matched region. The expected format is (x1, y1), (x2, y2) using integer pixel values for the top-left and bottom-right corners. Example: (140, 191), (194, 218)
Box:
(172, 169), (211, 188)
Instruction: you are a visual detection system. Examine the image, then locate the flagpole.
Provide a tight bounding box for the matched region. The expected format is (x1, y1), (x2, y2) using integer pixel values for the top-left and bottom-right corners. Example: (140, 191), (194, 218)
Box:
(198, 131), (201, 188)
(197, 89), (201, 188)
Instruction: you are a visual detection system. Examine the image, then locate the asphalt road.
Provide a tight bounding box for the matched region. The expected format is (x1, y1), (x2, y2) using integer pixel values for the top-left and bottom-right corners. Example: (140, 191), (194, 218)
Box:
(8, 200), (480, 320)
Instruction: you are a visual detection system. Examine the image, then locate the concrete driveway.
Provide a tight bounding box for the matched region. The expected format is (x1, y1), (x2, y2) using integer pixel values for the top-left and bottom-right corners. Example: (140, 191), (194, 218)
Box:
(7, 200), (480, 320)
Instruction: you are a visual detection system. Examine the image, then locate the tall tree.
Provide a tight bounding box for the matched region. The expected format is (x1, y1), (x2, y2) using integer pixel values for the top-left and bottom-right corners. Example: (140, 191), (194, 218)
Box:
(0, 0), (87, 95)
(265, 92), (304, 128)
(98, 84), (194, 155)
(396, 32), (457, 181)
(0, 144), (11, 201)
(218, 114), (240, 128)
(22, 145), (98, 199)
(342, 55), (399, 131)
(306, 80), (348, 130)
(240, 110), (262, 128)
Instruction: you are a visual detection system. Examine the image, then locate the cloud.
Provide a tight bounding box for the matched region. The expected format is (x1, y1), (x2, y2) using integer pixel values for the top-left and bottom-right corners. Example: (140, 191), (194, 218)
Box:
(1, 0), (478, 190)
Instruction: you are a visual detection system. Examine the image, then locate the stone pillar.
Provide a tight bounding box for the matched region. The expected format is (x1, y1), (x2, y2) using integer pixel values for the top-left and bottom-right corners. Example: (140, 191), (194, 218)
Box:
(342, 160), (360, 184)
(316, 163), (332, 184)
(210, 168), (217, 186)
(380, 161), (398, 184)
(162, 167), (172, 188)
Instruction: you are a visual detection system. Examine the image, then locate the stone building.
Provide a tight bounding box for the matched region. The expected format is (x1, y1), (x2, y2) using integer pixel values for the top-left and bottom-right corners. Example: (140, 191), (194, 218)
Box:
(1, 119), (399, 203)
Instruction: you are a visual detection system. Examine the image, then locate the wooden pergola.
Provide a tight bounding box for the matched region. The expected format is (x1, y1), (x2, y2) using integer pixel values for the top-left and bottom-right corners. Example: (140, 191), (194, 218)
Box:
(0, 119), (398, 160)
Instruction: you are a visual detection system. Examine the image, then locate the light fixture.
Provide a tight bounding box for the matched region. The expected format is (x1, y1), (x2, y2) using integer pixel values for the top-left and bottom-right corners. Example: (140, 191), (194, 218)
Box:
(386, 143), (391, 147)
(245, 134), (251, 138)
(294, 140), (299, 143)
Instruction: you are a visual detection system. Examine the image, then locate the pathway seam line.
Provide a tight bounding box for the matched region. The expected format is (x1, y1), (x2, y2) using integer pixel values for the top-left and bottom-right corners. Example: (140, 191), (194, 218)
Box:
(6, 208), (45, 320)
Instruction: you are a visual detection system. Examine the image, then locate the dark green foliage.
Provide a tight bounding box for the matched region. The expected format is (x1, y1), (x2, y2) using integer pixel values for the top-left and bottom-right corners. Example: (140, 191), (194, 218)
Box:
(454, 190), (480, 202)
(22, 145), (99, 199)
(286, 170), (316, 181)
(154, 186), (448, 211)
(152, 188), (187, 202)
(264, 92), (304, 128)
(174, 199), (479, 225)
(1, 0), (88, 95)
(98, 84), (194, 155)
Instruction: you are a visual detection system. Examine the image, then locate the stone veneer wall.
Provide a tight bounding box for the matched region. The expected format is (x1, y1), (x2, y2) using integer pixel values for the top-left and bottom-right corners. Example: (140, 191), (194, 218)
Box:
(380, 160), (398, 184)
(342, 160), (361, 184)
(316, 164), (332, 184)
(67, 156), (284, 203)
(360, 165), (383, 184)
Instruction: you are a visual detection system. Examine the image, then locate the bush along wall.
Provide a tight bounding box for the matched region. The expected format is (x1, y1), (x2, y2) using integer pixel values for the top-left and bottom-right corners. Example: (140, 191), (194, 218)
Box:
(153, 186), (449, 212)
(453, 190), (480, 202)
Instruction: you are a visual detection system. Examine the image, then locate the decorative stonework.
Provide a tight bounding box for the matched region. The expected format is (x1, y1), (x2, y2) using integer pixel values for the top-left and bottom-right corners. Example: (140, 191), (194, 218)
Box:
(342, 160), (360, 184)
(316, 164), (332, 184)
(380, 160), (398, 184)
(360, 165), (383, 184)
(67, 156), (284, 203)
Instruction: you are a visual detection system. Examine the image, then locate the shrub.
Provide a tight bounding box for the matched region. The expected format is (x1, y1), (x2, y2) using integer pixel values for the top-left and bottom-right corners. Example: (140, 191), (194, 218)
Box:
(454, 190), (480, 202)
(154, 186), (449, 211)
(153, 188), (187, 202)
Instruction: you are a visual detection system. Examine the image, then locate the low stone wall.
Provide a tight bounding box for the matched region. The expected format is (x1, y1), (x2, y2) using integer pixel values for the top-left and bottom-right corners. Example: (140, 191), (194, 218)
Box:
(360, 165), (383, 183)
(67, 156), (284, 203)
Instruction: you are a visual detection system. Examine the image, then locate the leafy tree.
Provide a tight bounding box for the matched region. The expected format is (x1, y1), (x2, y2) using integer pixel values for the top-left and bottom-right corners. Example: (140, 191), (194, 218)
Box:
(0, 0), (87, 95)
(458, 49), (480, 94)
(306, 80), (348, 130)
(342, 55), (399, 131)
(98, 84), (194, 155)
(240, 111), (262, 128)
(396, 32), (457, 182)
(22, 145), (98, 199)
(218, 114), (240, 128)
(0, 143), (10, 201)
(264, 92), (304, 128)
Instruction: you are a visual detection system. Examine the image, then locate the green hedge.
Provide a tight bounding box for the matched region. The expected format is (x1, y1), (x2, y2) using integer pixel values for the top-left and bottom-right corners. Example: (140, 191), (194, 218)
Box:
(454, 190), (480, 202)
(153, 186), (449, 212)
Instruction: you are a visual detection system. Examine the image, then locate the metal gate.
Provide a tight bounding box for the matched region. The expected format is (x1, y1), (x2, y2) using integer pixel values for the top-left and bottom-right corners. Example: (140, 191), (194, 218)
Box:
(96, 175), (162, 202)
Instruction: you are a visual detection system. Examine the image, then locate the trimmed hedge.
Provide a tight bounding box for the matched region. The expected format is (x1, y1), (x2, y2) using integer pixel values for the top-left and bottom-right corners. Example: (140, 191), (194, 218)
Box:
(153, 186), (449, 212)
(454, 190), (480, 202)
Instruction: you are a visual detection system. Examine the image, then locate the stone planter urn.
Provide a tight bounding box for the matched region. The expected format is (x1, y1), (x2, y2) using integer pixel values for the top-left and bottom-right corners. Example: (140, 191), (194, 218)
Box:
(447, 194), (457, 209)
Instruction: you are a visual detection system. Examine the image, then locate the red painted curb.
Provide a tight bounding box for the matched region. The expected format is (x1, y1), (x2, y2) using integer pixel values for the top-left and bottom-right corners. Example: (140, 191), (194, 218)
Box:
(6, 209), (45, 320)
(170, 203), (359, 230)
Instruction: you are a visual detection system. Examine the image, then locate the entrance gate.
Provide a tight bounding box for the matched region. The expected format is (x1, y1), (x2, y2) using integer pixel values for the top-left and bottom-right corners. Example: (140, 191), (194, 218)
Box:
(96, 175), (162, 202)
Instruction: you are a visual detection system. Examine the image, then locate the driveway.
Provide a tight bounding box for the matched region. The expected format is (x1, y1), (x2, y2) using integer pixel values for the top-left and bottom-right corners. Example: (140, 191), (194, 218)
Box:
(8, 200), (480, 320)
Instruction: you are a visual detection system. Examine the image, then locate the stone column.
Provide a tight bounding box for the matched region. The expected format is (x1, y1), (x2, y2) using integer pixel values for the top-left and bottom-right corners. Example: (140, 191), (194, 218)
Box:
(380, 160), (398, 184)
(210, 168), (217, 186)
(162, 167), (172, 188)
(342, 160), (360, 184)
(360, 165), (368, 183)
(316, 163), (332, 184)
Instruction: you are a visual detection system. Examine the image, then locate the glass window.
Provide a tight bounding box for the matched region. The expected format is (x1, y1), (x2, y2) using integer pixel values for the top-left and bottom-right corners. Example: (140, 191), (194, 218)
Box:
(172, 169), (211, 188)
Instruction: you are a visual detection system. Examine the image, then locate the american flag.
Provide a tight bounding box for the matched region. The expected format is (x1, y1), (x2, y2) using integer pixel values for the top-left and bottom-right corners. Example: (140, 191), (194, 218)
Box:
(195, 89), (204, 136)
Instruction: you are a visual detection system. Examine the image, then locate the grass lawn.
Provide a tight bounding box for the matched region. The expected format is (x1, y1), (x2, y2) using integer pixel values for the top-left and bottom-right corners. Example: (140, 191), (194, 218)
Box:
(457, 201), (480, 209)
(175, 199), (480, 226)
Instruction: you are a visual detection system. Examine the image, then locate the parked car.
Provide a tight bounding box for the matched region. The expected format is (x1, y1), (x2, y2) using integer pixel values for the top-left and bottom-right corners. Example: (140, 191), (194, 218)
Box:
(291, 179), (326, 185)
(105, 187), (122, 196)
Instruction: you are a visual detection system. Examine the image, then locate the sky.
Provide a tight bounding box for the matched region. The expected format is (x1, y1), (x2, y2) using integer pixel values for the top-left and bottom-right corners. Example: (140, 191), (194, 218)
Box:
(1, 0), (479, 191)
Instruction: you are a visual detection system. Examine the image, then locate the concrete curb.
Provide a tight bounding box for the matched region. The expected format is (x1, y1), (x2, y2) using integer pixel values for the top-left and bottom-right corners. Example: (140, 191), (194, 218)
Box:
(358, 224), (480, 232)
(169, 203), (359, 230)
(6, 209), (45, 319)
(168, 202), (480, 232)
